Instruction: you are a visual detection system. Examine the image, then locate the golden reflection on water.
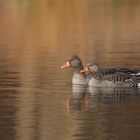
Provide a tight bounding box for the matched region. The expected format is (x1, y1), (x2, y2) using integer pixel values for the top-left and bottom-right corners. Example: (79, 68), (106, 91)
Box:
(0, 0), (140, 67)
(1, 0), (140, 45)
(0, 1), (140, 140)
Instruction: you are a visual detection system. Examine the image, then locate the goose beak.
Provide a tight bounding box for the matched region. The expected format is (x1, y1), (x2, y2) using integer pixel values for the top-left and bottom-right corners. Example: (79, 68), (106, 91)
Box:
(61, 61), (70, 69)
(80, 66), (89, 73)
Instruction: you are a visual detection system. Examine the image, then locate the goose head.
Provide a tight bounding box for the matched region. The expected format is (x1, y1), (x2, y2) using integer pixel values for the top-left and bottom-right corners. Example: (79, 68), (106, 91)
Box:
(61, 55), (84, 71)
(81, 63), (100, 74)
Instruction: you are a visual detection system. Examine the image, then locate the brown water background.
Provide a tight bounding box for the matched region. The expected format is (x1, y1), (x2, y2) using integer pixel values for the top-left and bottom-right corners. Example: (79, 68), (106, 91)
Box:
(0, 0), (140, 140)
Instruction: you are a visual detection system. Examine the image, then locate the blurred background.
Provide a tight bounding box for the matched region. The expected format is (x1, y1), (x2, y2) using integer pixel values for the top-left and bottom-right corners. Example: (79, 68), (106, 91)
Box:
(0, 0), (140, 67)
(0, 0), (140, 140)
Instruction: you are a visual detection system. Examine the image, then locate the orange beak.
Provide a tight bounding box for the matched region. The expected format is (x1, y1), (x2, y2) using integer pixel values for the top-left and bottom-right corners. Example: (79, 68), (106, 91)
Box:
(61, 61), (70, 69)
(80, 66), (89, 73)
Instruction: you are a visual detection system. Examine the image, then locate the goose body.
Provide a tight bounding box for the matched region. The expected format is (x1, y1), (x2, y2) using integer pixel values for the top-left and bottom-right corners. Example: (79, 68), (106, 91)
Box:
(81, 63), (140, 88)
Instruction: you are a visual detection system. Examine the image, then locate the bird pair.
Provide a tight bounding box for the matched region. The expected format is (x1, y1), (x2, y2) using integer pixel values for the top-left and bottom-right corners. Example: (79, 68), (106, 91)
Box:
(61, 55), (140, 88)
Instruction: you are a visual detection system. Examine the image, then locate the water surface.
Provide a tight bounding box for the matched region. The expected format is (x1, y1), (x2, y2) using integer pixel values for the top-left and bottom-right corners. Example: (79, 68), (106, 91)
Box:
(0, 0), (140, 140)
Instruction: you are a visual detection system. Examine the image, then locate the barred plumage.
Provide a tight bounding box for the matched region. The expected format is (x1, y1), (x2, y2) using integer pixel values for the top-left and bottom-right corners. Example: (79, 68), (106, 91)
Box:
(81, 63), (140, 88)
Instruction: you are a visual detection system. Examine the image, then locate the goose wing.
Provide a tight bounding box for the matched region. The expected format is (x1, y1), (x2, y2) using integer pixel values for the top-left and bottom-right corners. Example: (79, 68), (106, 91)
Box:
(101, 72), (131, 82)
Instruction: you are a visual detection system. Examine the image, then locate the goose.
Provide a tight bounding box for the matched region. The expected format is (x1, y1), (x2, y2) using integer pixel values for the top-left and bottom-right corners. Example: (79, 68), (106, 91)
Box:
(81, 63), (140, 87)
(61, 55), (87, 85)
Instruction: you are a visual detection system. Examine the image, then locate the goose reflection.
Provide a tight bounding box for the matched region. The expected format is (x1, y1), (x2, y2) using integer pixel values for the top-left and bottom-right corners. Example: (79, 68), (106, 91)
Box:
(66, 85), (140, 112)
(65, 85), (89, 112)
(88, 86), (140, 101)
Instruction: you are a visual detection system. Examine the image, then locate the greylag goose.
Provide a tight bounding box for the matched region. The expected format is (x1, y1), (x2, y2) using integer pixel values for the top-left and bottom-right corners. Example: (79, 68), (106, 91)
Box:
(61, 56), (86, 85)
(81, 63), (140, 87)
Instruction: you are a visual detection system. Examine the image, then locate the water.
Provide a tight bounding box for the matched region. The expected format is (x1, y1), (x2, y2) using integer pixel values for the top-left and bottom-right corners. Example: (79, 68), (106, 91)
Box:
(0, 0), (140, 140)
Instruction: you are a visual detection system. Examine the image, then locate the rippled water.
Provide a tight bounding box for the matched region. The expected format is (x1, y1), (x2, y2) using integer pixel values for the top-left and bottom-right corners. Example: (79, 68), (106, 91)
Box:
(0, 0), (140, 140)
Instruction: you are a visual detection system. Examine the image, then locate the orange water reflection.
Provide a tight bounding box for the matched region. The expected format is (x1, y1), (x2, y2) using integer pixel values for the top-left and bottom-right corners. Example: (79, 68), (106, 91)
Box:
(0, 1), (140, 140)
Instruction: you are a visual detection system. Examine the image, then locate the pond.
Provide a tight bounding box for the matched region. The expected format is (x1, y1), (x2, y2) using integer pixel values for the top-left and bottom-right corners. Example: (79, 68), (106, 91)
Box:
(0, 0), (140, 140)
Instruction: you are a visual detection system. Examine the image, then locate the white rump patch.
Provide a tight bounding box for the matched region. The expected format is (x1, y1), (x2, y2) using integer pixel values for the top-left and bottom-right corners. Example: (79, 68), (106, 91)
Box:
(130, 73), (140, 76)
(138, 83), (140, 87)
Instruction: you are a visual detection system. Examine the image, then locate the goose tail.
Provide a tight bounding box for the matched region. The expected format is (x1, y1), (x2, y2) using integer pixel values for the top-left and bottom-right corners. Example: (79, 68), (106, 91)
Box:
(130, 72), (140, 76)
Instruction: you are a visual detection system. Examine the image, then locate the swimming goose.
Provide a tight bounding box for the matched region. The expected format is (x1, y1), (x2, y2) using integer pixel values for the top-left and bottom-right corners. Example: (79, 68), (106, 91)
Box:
(81, 63), (140, 87)
(61, 56), (86, 85)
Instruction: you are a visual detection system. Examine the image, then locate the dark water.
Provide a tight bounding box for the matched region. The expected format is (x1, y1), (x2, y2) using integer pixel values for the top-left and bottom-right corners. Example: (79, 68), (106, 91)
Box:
(0, 0), (140, 140)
